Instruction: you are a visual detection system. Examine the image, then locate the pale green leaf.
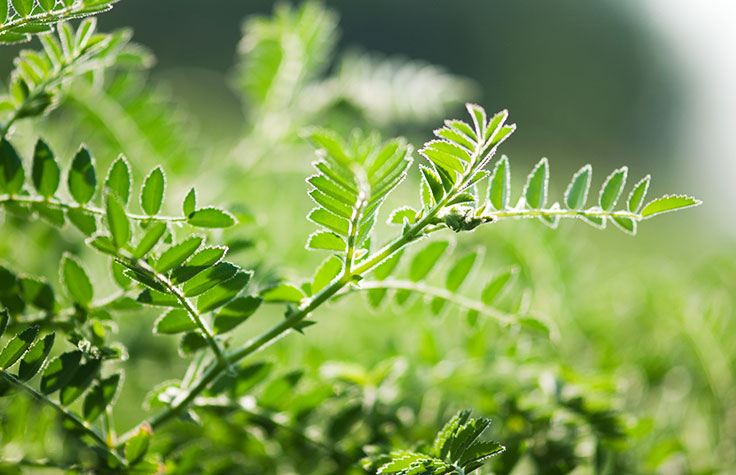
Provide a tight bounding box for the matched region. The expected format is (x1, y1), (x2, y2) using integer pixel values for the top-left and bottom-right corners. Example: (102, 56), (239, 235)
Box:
(140, 166), (165, 216)
(409, 241), (450, 282)
(640, 195), (701, 219)
(488, 155), (510, 210)
(312, 255), (342, 293)
(523, 157), (548, 209)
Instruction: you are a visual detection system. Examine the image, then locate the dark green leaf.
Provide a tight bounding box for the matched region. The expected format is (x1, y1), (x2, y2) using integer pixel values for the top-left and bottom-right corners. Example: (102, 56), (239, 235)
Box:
(312, 255), (342, 293)
(19, 277), (54, 312)
(187, 207), (236, 228)
(140, 166), (165, 216)
(83, 373), (121, 422)
(213, 296), (262, 334)
(0, 139), (24, 195)
(60, 358), (101, 406)
(171, 246), (227, 284)
(11, 0), (33, 17)
(0, 309), (8, 339)
(40, 351), (82, 394)
(18, 333), (55, 381)
(60, 254), (93, 306)
(31, 139), (60, 198)
(0, 326), (39, 370)
(179, 331), (207, 356)
(67, 147), (97, 205)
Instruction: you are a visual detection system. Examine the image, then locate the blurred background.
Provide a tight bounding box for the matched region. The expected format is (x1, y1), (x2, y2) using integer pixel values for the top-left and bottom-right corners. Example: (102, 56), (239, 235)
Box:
(2, 1), (735, 473)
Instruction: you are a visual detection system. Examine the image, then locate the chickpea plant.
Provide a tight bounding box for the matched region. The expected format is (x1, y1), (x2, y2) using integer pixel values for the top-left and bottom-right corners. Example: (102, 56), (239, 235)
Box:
(0, 1), (700, 473)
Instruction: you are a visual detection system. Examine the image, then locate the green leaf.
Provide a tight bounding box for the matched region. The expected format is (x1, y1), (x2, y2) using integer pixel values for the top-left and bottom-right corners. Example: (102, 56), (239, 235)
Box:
(67, 147), (97, 205)
(446, 251), (478, 292)
(156, 236), (203, 273)
(599, 167), (628, 211)
(182, 262), (239, 297)
(197, 270), (253, 313)
(105, 156), (131, 205)
(523, 157), (548, 209)
(140, 166), (165, 216)
(0, 2), (7, 23)
(627, 175), (651, 213)
(83, 373), (121, 422)
(612, 215), (637, 235)
(187, 207), (236, 228)
(409, 241), (450, 282)
(19, 277), (55, 312)
(40, 351), (82, 394)
(17, 333), (55, 381)
(31, 139), (60, 198)
(11, 0), (33, 17)
(0, 309), (8, 339)
(0, 326), (39, 370)
(67, 208), (97, 236)
(488, 155), (510, 210)
(38, 0), (56, 12)
(213, 296), (262, 334)
(308, 208), (349, 235)
(170, 246), (227, 284)
(262, 283), (305, 303)
(133, 222), (167, 258)
(137, 289), (180, 307)
(179, 331), (207, 355)
(154, 309), (196, 335)
(640, 195), (701, 219)
(0, 139), (24, 195)
(312, 255), (343, 293)
(481, 268), (516, 305)
(564, 164), (591, 210)
(60, 358), (101, 406)
(182, 187), (196, 216)
(307, 231), (345, 251)
(61, 253), (93, 306)
(125, 423), (152, 466)
(105, 193), (130, 249)
(420, 165), (444, 202)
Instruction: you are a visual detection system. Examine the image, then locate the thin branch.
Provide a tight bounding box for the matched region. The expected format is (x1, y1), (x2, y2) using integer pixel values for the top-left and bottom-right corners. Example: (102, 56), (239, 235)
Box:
(489, 208), (640, 221)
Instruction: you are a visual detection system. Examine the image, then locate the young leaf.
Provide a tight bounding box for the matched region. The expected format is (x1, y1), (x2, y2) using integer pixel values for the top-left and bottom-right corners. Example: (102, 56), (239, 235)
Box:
(523, 158), (549, 209)
(61, 253), (93, 306)
(60, 358), (101, 406)
(182, 262), (239, 297)
(125, 423), (152, 466)
(640, 195), (701, 219)
(308, 208), (349, 235)
(156, 236), (203, 273)
(262, 283), (305, 303)
(446, 251), (479, 292)
(627, 175), (650, 213)
(307, 231), (345, 252)
(67, 147), (97, 205)
(105, 193), (130, 249)
(0, 139), (24, 195)
(18, 333), (55, 381)
(197, 270), (253, 313)
(187, 207), (236, 228)
(481, 268), (516, 305)
(83, 373), (121, 422)
(409, 241), (450, 282)
(40, 350), (83, 394)
(141, 166), (165, 216)
(213, 296), (262, 334)
(564, 165), (592, 210)
(32, 140), (60, 198)
(599, 167), (628, 211)
(312, 255), (343, 293)
(154, 309), (196, 334)
(420, 165), (444, 203)
(182, 187), (196, 216)
(488, 155), (510, 210)
(105, 156), (131, 205)
(0, 326), (39, 370)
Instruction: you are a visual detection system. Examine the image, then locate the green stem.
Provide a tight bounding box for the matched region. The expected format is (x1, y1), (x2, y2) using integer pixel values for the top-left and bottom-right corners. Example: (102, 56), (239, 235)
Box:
(0, 4), (100, 35)
(343, 279), (519, 325)
(489, 208), (640, 220)
(0, 195), (187, 224)
(0, 371), (123, 465)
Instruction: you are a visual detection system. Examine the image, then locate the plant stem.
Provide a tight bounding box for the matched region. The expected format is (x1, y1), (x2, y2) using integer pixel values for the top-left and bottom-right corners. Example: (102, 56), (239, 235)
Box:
(489, 208), (640, 220)
(342, 279), (519, 325)
(0, 195), (187, 223)
(0, 371), (123, 465)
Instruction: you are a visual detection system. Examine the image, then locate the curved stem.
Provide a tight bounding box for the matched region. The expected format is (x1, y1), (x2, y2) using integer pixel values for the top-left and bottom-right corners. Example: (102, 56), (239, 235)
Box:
(0, 195), (187, 224)
(342, 279), (518, 325)
(0, 371), (123, 465)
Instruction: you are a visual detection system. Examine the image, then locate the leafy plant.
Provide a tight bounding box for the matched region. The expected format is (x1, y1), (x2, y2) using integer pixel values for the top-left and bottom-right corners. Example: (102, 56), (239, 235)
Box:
(0, 1), (703, 473)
